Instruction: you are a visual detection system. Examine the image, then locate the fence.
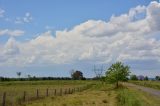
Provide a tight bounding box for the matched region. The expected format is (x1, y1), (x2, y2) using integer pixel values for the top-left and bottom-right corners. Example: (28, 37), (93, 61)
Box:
(1, 84), (92, 106)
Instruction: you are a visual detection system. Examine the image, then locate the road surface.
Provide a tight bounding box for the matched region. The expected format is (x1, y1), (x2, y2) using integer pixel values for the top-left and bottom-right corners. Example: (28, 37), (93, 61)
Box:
(123, 82), (160, 97)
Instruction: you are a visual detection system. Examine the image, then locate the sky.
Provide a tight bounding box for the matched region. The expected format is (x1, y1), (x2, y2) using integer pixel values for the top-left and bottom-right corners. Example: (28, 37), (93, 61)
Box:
(0, 0), (160, 78)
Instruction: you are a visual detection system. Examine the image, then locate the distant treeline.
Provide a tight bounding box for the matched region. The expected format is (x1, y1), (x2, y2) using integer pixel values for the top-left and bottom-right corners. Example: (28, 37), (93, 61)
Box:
(0, 77), (89, 81)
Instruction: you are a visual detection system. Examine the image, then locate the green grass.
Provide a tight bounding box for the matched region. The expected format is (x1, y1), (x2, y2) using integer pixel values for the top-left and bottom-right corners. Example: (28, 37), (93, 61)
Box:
(129, 80), (160, 90)
(0, 80), (160, 106)
(25, 83), (117, 106)
(0, 80), (92, 106)
(117, 85), (160, 106)
(117, 87), (144, 106)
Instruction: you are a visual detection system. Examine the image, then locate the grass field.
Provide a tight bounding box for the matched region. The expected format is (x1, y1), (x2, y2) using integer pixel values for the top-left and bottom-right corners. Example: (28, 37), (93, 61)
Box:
(129, 80), (160, 90)
(0, 80), (160, 106)
(0, 80), (92, 106)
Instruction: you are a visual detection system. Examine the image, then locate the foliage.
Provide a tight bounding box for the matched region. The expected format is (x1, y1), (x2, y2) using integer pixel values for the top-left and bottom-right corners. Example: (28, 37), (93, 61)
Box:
(105, 62), (130, 88)
(130, 75), (138, 80)
(71, 70), (84, 80)
(155, 76), (160, 81)
(144, 76), (148, 81)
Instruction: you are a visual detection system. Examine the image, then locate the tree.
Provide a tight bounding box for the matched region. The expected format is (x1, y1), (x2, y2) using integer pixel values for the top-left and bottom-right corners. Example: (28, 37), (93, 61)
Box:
(105, 62), (130, 88)
(130, 75), (138, 80)
(155, 76), (160, 81)
(16, 72), (21, 78)
(71, 70), (83, 80)
(144, 76), (149, 81)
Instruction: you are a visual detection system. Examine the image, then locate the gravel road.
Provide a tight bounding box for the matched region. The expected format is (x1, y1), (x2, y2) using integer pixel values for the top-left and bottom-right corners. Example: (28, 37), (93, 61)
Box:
(123, 82), (160, 97)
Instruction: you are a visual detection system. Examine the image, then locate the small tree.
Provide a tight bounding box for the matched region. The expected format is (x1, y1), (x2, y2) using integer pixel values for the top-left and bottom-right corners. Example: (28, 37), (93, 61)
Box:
(16, 72), (21, 78)
(155, 76), (160, 80)
(130, 75), (138, 80)
(71, 70), (83, 80)
(144, 76), (149, 81)
(105, 62), (130, 88)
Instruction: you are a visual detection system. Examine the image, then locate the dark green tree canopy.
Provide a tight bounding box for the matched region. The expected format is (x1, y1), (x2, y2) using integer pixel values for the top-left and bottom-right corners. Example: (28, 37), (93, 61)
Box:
(71, 70), (83, 80)
(130, 75), (138, 80)
(105, 62), (130, 87)
(155, 76), (160, 80)
(144, 76), (149, 81)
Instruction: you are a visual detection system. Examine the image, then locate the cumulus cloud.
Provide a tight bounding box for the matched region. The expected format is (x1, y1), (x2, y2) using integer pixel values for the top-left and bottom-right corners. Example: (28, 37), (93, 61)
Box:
(3, 37), (20, 55)
(15, 12), (33, 24)
(0, 1), (160, 69)
(0, 29), (25, 37)
(0, 8), (5, 17)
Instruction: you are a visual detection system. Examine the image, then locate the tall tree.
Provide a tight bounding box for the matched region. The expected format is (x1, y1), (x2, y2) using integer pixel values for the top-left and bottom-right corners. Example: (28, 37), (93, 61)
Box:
(155, 76), (160, 80)
(105, 62), (130, 88)
(71, 70), (83, 80)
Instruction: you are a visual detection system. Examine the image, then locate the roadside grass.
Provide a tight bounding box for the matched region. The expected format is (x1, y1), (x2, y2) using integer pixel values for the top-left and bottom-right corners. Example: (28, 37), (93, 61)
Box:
(117, 85), (160, 106)
(26, 83), (117, 106)
(129, 80), (160, 90)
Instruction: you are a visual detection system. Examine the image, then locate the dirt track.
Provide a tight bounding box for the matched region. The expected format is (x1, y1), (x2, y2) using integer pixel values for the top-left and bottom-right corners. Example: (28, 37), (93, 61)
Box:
(123, 82), (160, 97)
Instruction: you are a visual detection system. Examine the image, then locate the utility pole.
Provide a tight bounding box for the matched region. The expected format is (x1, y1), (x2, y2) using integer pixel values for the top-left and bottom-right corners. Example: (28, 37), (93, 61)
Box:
(93, 65), (104, 79)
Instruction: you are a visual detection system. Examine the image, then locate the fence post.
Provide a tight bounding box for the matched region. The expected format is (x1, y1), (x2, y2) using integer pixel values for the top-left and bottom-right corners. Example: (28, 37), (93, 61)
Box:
(60, 88), (62, 96)
(23, 91), (26, 102)
(36, 89), (39, 98)
(71, 89), (73, 94)
(69, 88), (70, 94)
(2, 92), (6, 106)
(65, 89), (67, 94)
(54, 89), (56, 96)
(46, 88), (49, 97)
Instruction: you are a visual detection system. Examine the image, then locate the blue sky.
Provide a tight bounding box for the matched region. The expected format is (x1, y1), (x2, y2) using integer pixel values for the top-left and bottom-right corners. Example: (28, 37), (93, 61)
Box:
(0, 0), (153, 41)
(0, 0), (160, 78)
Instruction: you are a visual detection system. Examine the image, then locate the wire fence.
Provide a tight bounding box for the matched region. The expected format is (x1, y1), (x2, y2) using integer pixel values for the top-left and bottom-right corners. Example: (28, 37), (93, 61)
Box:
(0, 84), (92, 106)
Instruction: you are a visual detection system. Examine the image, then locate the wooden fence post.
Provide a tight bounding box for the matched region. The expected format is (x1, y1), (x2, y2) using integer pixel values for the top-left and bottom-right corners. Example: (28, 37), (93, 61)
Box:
(69, 88), (70, 94)
(36, 89), (39, 98)
(71, 89), (73, 93)
(60, 88), (62, 96)
(46, 88), (49, 97)
(65, 89), (67, 94)
(54, 89), (56, 96)
(2, 92), (6, 106)
(23, 91), (26, 102)
(74, 88), (76, 92)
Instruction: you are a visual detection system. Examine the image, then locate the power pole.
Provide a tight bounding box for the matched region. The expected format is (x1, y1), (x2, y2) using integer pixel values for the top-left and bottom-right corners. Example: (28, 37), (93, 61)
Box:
(93, 65), (104, 79)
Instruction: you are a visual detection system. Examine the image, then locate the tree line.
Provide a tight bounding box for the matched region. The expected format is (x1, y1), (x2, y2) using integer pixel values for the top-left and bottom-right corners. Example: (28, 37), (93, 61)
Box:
(1, 62), (159, 85)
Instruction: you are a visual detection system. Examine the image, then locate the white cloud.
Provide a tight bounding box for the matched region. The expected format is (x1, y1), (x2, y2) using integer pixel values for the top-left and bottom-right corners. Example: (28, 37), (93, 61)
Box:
(3, 37), (20, 55)
(0, 29), (25, 37)
(0, 8), (5, 17)
(15, 12), (33, 24)
(0, 1), (160, 69)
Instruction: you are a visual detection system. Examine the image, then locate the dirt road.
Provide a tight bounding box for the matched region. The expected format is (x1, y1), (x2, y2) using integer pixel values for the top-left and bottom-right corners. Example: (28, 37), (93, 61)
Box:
(123, 82), (160, 97)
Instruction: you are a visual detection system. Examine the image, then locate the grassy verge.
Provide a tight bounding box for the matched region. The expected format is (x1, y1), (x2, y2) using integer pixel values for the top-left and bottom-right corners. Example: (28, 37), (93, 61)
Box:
(117, 85), (160, 106)
(129, 81), (160, 90)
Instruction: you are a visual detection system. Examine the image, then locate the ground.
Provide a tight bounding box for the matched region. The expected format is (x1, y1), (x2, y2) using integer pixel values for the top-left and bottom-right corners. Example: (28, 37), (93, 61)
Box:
(0, 80), (160, 106)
